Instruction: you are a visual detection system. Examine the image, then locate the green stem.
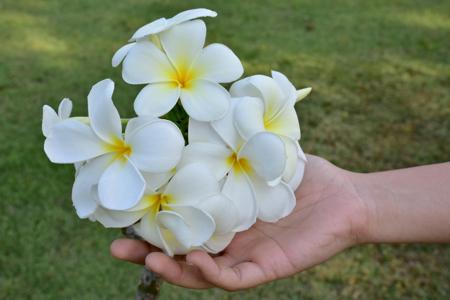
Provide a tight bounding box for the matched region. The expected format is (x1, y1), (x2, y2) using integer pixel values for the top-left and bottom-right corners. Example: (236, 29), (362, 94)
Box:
(121, 118), (130, 126)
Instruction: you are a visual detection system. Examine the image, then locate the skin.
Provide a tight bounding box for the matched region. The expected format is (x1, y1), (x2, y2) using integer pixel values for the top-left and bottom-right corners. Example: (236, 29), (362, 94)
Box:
(110, 155), (450, 291)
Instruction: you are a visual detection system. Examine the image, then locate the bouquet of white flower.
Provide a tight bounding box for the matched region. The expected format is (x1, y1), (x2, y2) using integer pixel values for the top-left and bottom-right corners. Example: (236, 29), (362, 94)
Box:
(42, 8), (311, 296)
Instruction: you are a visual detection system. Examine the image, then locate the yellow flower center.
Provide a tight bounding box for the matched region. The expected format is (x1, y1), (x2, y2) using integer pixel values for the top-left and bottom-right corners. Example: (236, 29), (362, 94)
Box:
(227, 153), (253, 175)
(263, 115), (271, 129)
(144, 193), (171, 213)
(106, 137), (132, 160)
(170, 63), (196, 89)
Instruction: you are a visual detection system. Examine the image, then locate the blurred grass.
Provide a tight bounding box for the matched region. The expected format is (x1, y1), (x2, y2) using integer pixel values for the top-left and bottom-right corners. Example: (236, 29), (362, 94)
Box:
(0, 0), (449, 299)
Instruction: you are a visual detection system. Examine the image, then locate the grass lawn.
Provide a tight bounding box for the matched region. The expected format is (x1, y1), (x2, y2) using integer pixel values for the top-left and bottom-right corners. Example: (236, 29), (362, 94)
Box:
(1, 0), (449, 299)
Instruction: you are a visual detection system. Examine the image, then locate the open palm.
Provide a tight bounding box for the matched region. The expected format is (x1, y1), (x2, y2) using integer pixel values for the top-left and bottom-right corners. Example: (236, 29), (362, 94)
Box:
(111, 155), (368, 291)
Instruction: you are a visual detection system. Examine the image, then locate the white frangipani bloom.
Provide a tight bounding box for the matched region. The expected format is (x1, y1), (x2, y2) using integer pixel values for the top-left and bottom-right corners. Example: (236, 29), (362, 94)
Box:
(42, 98), (73, 137)
(230, 71), (310, 187)
(181, 98), (296, 227)
(133, 163), (239, 256)
(112, 8), (217, 67)
(116, 19), (243, 121)
(44, 79), (185, 213)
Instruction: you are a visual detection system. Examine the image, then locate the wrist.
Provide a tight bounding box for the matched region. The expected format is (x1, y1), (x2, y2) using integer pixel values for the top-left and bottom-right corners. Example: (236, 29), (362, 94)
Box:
(346, 171), (379, 245)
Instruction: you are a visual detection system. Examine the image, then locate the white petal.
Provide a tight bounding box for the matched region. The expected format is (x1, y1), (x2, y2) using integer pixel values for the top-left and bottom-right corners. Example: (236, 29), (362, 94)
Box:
(42, 105), (58, 137)
(267, 106), (300, 140)
(249, 75), (287, 119)
(159, 20), (206, 71)
(164, 163), (219, 205)
(72, 154), (112, 218)
(271, 70), (296, 104)
(112, 43), (135, 67)
(251, 177), (296, 222)
(238, 132), (286, 182)
(179, 142), (233, 180)
(222, 169), (257, 231)
(130, 17), (168, 41)
(130, 8), (216, 42)
(74, 161), (84, 175)
(127, 119), (184, 172)
(231, 75), (286, 120)
(198, 194), (239, 234)
(180, 80), (230, 121)
(282, 137), (301, 182)
(211, 97), (243, 151)
(296, 87), (312, 102)
(134, 83), (180, 117)
(203, 232), (235, 254)
(168, 205), (215, 246)
(169, 8), (217, 26)
(287, 157), (306, 191)
(87, 79), (122, 143)
(188, 118), (224, 145)
(156, 210), (192, 248)
(122, 40), (175, 84)
(158, 227), (190, 257)
(44, 119), (106, 163)
(58, 98), (73, 119)
(298, 143), (308, 161)
(288, 146), (307, 191)
(94, 206), (147, 228)
(142, 170), (174, 192)
(233, 96), (265, 140)
(192, 43), (243, 83)
(134, 211), (165, 250)
(124, 116), (157, 138)
(98, 158), (145, 210)
(229, 77), (256, 98)
(126, 193), (154, 212)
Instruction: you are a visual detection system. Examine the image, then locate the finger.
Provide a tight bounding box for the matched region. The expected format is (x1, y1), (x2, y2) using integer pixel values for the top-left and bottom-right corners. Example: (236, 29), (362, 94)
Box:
(186, 250), (268, 291)
(213, 253), (240, 268)
(110, 239), (158, 265)
(145, 252), (212, 289)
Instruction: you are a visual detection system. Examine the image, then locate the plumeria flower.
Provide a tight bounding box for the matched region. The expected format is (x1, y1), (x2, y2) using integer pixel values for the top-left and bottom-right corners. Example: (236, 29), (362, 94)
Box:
(112, 8), (217, 67)
(44, 79), (185, 212)
(116, 18), (244, 121)
(230, 71), (310, 184)
(133, 163), (239, 256)
(181, 98), (296, 227)
(42, 98), (73, 137)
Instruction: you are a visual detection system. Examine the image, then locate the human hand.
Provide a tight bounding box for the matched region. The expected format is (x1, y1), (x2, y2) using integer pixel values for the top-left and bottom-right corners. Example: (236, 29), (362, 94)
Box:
(111, 155), (369, 291)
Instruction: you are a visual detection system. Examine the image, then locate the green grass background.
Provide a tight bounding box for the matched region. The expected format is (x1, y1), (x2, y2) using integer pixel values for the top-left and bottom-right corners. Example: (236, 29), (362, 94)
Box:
(1, 0), (449, 299)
